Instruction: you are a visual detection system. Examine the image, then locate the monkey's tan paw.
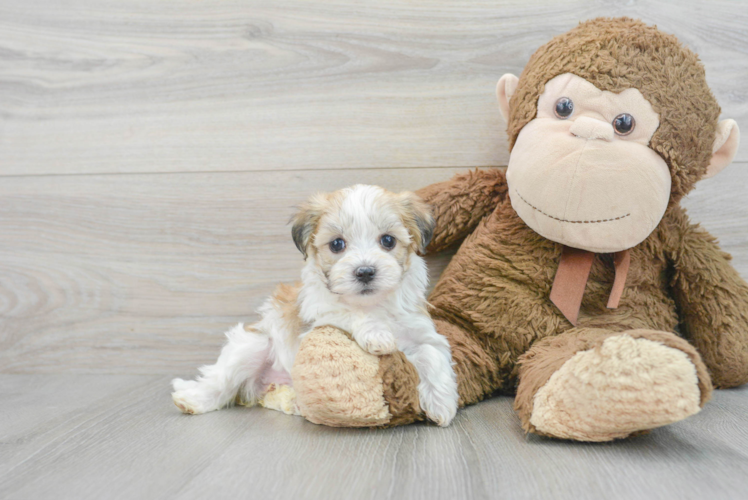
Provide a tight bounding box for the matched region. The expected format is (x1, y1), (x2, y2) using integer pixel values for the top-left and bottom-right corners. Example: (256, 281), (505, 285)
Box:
(292, 326), (391, 427)
(529, 334), (703, 441)
(292, 326), (423, 427)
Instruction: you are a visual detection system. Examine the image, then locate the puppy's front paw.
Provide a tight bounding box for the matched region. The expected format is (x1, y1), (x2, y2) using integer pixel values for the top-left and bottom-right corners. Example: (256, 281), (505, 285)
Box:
(357, 329), (398, 355)
(420, 393), (458, 427)
(418, 381), (459, 427)
(171, 378), (219, 415)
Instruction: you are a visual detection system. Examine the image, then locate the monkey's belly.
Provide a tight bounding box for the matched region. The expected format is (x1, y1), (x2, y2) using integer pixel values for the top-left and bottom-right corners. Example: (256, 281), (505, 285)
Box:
(429, 207), (681, 383)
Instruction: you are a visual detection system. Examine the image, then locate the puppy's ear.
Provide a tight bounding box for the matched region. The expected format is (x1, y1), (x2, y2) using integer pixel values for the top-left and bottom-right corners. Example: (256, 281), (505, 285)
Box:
(397, 191), (435, 254)
(290, 194), (327, 259)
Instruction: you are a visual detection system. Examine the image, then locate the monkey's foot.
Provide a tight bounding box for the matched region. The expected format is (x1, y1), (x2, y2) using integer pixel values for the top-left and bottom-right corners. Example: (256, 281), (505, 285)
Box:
(291, 326), (423, 427)
(517, 329), (712, 441)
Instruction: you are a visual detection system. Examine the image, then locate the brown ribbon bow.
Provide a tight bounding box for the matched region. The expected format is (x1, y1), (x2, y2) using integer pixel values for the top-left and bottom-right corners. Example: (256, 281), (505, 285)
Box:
(549, 246), (631, 326)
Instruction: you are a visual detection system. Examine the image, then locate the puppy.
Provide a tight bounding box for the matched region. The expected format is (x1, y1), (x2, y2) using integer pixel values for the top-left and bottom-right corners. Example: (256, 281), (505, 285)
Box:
(171, 185), (459, 426)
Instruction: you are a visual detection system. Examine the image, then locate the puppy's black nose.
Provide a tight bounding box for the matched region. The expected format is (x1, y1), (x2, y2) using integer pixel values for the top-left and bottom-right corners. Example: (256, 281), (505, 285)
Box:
(355, 267), (376, 284)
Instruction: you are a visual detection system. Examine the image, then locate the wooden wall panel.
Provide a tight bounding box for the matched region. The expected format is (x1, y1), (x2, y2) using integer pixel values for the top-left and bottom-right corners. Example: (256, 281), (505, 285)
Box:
(1, 1), (746, 373)
(1, 0), (747, 176)
(1, 164), (746, 374)
(0, 167), (460, 373)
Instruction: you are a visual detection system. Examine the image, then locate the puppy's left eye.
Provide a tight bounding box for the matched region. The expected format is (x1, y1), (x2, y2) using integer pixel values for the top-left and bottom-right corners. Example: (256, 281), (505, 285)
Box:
(380, 234), (396, 250)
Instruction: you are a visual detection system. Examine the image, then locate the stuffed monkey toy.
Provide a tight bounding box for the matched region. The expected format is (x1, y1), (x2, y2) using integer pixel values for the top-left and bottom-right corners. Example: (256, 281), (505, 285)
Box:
(289, 17), (747, 441)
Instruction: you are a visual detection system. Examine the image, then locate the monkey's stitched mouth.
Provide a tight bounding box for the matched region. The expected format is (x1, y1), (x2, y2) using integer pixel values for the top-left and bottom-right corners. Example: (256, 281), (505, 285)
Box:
(515, 190), (630, 224)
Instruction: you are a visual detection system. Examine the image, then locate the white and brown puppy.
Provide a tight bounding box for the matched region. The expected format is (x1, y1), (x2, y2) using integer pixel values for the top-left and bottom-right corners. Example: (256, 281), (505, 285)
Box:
(171, 185), (459, 426)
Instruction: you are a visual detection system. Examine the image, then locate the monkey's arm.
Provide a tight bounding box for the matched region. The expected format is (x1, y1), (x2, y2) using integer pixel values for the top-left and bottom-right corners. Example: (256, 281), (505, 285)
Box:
(416, 168), (508, 254)
(669, 214), (748, 388)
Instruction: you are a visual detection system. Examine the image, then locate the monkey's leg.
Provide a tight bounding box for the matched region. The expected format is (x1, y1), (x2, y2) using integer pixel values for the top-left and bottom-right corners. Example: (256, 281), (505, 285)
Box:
(292, 318), (501, 427)
(515, 328), (713, 441)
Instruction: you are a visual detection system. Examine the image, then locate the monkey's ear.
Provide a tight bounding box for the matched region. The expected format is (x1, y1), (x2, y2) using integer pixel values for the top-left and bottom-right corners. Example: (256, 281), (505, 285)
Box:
(496, 73), (519, 123)
(397, 192), (435, 254)
(290, 194), (327, 259)
(704, 119), (740, 179)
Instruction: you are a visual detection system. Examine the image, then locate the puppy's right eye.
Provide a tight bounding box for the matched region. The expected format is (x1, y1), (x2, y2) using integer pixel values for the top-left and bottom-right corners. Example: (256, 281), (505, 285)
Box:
(329, 238), (346, 253)
(380, 234), (396, 250)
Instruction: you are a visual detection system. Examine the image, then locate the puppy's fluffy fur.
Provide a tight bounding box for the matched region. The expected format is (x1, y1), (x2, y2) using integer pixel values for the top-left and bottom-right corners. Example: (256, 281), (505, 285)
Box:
(171, 185), (459, 426)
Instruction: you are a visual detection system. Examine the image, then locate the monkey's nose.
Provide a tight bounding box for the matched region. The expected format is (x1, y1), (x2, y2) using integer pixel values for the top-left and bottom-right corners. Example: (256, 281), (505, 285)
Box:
(569, 116), (614, 142)
(355, 267), (376, 284)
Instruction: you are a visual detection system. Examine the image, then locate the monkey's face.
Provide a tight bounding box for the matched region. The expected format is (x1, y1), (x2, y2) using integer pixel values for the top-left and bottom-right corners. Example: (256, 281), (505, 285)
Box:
(505, 73), (671, 253)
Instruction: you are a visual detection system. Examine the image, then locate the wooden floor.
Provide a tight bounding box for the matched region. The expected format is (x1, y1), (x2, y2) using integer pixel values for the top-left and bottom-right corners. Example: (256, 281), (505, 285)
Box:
(1, 374), (748, 500)
(2, 1), (748, 499)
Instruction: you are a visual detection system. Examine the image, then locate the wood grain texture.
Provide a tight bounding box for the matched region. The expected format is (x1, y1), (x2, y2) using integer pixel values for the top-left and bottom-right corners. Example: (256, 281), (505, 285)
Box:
(0, 164), (745, 374)
(1, 0), (747, 176)
(1, 374), (747, 500)
(0, 167), (461, 373)
(2, 4), (748, 498)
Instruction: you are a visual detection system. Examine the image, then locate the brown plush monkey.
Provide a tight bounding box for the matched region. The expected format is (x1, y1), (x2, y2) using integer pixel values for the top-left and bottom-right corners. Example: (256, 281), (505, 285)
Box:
(290, 18), (747, 441)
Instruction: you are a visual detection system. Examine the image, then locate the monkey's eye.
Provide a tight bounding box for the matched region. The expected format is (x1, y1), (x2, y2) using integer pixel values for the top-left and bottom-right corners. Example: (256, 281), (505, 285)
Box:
(380, 234), (396, 250)
(554, 97), (574, 119)
(613, 113), (635, 136)
(329, 238), (346, 253)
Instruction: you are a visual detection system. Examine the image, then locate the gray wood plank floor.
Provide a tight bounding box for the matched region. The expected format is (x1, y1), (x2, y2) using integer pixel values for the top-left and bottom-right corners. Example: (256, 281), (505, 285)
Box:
(1, 374), (747, 500)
